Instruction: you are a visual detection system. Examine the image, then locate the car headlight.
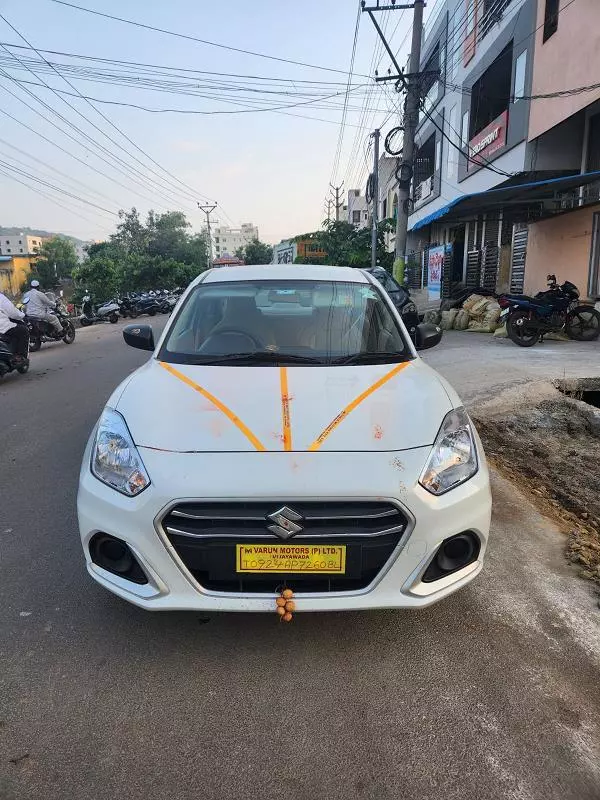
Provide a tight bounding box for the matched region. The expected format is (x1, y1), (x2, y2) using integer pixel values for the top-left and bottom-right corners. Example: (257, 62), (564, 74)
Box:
(402, 302), (417, 315)
(419, 407), (478, 495)
(91, 408), (150, 496)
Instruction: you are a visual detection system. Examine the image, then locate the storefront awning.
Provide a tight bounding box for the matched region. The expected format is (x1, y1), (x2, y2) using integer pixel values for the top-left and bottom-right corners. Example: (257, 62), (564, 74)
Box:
(410, 170), (600, 231)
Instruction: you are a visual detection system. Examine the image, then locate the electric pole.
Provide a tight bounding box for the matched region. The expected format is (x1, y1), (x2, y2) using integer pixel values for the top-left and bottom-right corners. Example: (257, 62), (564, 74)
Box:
(370, 128), (380, 270)
(394, 0), (424, 283)
(198, 202), (217, 268)
(325, 198), (333, 224)
(361, 0), (425, 281)
(329, 182), (344, 222)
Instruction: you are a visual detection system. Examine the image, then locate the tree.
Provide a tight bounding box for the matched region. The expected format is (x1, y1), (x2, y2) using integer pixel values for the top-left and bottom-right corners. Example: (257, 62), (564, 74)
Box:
(72, 256), (119, 303)
(31, 236), (79, 287)
(111, 208), (149, 255)
(235, 238), (273, 265)
(293, 220), (394, 270)
(146, 210), (190, 261)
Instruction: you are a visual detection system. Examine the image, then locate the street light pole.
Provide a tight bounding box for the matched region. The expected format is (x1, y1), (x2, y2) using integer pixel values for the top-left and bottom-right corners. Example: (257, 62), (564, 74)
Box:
(198, 202), (217, 269)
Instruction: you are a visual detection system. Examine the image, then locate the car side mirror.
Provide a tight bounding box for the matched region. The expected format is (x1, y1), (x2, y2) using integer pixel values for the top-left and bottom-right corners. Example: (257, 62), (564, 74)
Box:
(123, 324), (154, 351)
(415, 322), (442, 351)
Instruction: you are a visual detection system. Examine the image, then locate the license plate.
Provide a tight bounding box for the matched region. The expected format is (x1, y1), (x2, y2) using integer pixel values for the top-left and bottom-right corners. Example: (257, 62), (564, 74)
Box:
(500, 309), (509, 319)
(236, 544), (346, 574)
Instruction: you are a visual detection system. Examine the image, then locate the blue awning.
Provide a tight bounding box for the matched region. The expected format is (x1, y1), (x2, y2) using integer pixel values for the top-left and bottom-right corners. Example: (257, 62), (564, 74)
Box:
(410, 170), (600, 231)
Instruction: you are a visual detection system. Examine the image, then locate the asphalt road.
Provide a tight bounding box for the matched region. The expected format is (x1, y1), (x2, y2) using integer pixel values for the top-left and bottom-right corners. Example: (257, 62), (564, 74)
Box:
(1, 321), (600, 800)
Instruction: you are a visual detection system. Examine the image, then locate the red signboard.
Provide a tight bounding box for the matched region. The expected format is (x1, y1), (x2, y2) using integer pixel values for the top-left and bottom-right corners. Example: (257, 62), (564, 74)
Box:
(467, 110), (508, 171)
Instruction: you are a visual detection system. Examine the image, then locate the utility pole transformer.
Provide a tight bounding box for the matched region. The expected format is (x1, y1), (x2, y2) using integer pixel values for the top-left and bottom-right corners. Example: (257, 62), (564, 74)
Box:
(329, 183), (344, 223)
(370, 128), (380, 270)
(394, 0), (424, 283)
(198, 202), (217, 269)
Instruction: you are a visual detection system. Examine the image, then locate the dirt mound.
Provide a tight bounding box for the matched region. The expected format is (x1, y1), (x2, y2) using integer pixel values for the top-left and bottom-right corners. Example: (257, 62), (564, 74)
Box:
(471, 381), (600, 585)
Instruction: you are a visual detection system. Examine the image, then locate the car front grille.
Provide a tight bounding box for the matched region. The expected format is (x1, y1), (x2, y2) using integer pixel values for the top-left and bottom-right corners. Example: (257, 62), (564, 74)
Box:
(161, 501), (408, 594)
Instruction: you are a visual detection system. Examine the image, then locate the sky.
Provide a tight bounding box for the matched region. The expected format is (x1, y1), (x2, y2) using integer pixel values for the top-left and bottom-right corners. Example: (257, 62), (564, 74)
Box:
(0, 0), (434, 244)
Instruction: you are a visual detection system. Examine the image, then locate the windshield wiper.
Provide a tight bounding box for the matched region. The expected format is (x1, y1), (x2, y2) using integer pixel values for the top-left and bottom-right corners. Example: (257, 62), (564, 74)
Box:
(330, 351), (409, 365)
(192, 351), (324, 365)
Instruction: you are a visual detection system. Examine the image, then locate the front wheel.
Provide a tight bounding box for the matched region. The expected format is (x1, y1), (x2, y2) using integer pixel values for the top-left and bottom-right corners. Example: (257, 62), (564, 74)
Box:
(507, 310), (540, 347)
(62, 322), (76, 344)
(148, 308), (157, 317)
(109, 312), (119, 324)
(80, 317), (92, 327)
(565, 306), (600, 341)
(17, 361), (29, 374)
(29, 335), (41, 352)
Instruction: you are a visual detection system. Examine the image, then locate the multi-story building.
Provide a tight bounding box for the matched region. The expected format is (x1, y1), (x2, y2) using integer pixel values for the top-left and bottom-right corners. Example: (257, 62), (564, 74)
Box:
(347, 189), (369, 228)
(212, 223), (259, 259)
(521, 0), (600, 300)
(378, 0), (600, 305)
(0, 233), (47, 256)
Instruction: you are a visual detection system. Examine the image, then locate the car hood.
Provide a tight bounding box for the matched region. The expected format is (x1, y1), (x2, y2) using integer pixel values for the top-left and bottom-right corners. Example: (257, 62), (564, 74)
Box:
(115, 358), (453, 453)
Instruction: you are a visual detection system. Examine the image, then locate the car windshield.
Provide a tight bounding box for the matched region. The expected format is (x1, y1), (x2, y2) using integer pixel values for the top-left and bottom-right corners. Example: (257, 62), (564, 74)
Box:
(159, 279), (410, 366)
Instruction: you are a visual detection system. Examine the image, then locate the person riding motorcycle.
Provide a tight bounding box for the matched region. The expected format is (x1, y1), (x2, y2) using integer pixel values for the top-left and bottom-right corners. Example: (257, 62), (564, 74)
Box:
(0, 290), (28, 364)
(23, 280), (63, 336)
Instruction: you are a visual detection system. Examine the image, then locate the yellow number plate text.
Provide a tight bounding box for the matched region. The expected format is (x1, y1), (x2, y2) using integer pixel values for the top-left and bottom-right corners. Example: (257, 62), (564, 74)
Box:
(236, 544), (346, 574)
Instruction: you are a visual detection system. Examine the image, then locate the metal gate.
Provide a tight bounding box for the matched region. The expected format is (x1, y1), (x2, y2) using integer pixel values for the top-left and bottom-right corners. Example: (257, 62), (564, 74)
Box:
(510, 224), (528, 294)
(465, 249), (482, 288)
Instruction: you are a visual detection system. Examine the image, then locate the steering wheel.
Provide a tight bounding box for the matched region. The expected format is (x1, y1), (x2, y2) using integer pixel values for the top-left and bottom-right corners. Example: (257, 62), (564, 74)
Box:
(199, 327), (265, 354)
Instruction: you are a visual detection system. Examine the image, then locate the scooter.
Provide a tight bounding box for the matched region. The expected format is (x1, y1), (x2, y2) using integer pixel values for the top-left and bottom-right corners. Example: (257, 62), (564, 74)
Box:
(0, 322), (30, 379)
(80, 296), (120, 326)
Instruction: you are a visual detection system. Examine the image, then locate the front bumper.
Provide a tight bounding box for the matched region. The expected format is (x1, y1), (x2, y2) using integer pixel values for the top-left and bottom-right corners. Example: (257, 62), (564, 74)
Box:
(77, 444), (491, 611)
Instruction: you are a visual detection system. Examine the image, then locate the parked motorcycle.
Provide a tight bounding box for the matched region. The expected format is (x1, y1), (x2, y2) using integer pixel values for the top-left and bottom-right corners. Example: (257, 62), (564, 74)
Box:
(499, 274), (600, 347)
(118, 296), (139, 319)
(80, 296), (119, 326)
(25, 300), (76, 351)
(0, 322), (29, 379)
(131, 293), (161, 317)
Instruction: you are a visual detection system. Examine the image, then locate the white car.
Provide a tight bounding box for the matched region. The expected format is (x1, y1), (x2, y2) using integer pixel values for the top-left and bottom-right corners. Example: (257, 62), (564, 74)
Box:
(78, 265), (491, 612)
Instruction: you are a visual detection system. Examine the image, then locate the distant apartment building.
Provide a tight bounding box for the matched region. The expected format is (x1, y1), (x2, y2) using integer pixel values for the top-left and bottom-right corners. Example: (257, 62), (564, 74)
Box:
(212, 223), (259, 259)
(347, 189), (369, 228)
(0, 233), (47, 256)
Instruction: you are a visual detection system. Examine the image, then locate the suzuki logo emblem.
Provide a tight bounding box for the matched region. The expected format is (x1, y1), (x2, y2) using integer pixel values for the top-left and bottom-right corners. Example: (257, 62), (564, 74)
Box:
(266, 506), (304, 539)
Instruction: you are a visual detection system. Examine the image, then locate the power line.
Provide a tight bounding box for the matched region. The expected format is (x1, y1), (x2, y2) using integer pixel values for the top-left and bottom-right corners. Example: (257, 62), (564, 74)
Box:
(329, 1), (362, 187)
(50, 0), (372, 78)
(0, 14), (205, 210)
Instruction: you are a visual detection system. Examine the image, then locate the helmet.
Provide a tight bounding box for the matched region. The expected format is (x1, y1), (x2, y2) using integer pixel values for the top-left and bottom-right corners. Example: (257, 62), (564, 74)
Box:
(31, 279), (40, 288)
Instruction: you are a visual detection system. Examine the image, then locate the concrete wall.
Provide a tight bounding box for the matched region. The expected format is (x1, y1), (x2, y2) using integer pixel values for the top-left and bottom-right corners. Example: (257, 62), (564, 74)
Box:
(529, 0), (600, 141)
(524, 203), (600, 301)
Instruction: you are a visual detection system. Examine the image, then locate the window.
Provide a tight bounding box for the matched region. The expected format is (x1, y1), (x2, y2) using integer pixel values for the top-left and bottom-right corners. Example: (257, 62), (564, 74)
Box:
(461, 110), (470, 148)
(6, 248), (11, 253)
(513, 50), (527, 102)
(18, 239), (22, 244)
(469, 41), (512, 139)
(382, 198), (387, 218)
(159, 280), (409, 366)
(447, 105), (458, 180)
(215, 237), (219, 243)
(353, 189), (360, 197)
(352, 210), (361, 224)
(19, 248), (23, 253)
(543, 0), (559, 42)
(435, 138), (442, 172)
(5, 240), (8, 244)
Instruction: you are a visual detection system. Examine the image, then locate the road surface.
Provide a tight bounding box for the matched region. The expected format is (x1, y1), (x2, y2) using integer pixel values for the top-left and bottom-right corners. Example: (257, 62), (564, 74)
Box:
(1, 321), (599, 800)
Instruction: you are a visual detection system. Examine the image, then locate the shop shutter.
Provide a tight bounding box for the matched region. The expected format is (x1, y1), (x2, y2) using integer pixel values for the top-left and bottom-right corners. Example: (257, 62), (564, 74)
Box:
(510, 224), (528, 294)
(465, 249), (481, 287)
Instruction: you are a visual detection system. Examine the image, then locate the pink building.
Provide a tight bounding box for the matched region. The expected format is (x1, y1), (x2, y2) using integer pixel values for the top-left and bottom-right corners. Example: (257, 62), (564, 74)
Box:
(524, 0), (600, 300)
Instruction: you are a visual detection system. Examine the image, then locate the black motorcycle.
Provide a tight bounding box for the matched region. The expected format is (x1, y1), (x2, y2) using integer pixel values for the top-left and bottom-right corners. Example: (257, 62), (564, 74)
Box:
(118, 296), (139, 319)
(0, 321), (29, 379)
(26, 302), (76, 351)
(499, 274), (600, 347)
(131, 293), (161, 317)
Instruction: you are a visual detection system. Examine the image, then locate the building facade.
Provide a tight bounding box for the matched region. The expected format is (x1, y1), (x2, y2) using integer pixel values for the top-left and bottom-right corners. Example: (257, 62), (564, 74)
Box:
(376, 0), (600, 306)
(213, 223), (259, 259)
(523, 0), (600, 300)
(347, 189), (369, 228)
(0, 254), (36, 297)
(0, 234), (47, 257)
